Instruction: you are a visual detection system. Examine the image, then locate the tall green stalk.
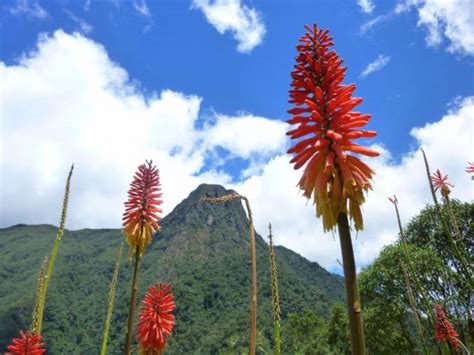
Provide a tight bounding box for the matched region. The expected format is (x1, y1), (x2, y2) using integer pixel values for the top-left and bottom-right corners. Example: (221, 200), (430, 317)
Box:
(30, 256), (48, 334)
(421, 149), (473, 288)
(101, 242), (124, 355)
(391, 196), (435, 326)
(36, 164), (74, 334)
(202, 193), (257, 355)
(337, 213), (365, 355)
(124, 246), (142, 354)
(268, 224), (281, 355)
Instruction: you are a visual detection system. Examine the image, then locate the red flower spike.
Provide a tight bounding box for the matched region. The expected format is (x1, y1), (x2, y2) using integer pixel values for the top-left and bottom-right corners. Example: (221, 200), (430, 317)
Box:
(137, 283), (176, 354)
(6, 331), (46, 355)
(431, 169), (454, 197)
(123, 160), (162, 255)
(466, 162), (474, 175)
(287, 24), (379, 231)
(434, 304), (460, 350)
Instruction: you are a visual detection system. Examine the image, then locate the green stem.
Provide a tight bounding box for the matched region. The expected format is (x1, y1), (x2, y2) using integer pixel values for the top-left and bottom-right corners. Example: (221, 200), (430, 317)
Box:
(393, 200), (435, 326)
(124, 246), (141, 354)
(337, 213), (366, 355)
(101, 242), (124, 355)
(36, 164), (73, 334)
(243, 197), (257, 355)
(421, 149), (473, 290)
(268, 224), (281, 355)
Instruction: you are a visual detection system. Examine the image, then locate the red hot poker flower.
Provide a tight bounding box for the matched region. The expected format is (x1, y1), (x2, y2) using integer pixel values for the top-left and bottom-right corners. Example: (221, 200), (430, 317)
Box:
(123, 160), (162, 254)
(434, 304), (460, 350)
(6, 331), (46, 355)
(431, 169), (454, 197)
(137, 283), (176, 354)
(287, 24), (379, 231)
(466, 162), (474, 175)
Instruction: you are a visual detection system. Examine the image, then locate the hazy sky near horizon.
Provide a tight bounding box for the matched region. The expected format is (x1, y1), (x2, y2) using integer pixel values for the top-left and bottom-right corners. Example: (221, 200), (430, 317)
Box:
(1, 0), (473, 272)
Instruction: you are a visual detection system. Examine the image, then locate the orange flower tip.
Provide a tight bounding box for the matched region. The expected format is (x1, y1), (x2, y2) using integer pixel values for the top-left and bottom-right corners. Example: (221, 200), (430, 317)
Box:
(6, 331), (46, 355)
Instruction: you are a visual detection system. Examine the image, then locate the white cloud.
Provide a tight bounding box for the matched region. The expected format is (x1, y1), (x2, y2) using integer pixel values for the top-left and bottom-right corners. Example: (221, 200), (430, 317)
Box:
(133, 0), (151, 17)
(360, 54), (391, 78)
(1, 30), (472, 272)
(192, 0), (266, 53)
(204, 114), (288, 159)
(399, 0), (474, 56)
(357, 0), (375, 14)
(8, 0), (48, 19)
(64, 10), (93, 34)
(361, 1), (474, 56)
(360, 14), (392, 34)
(0, 30), (282, 230)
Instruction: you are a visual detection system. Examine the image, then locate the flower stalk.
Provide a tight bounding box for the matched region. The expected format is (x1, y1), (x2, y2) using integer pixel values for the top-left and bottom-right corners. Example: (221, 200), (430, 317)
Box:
(202, 192), (257, 355)
(337, 213), (365, 355)
(122, 160), (163, 354)
(30, 256), (48, 334)
(422, 150), (473, 289)
(286, 23), (380, 354)
(100, 242), (124, 355)
(35, 164), (74, 334)
(268, 224), (281, 355)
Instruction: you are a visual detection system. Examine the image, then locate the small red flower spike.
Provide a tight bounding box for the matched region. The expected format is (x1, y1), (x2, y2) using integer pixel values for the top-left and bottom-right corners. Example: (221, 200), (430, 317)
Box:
(123, 160), (162, 254)
(137, 283), (176, 354)
(431, 169), (454, 197)
(6, 331), (46, 355)
(434, 304), (460, 351)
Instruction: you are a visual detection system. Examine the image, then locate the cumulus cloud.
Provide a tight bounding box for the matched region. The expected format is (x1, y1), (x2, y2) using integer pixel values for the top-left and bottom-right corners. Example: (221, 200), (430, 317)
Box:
(0, 30), (281, 230)
(192, 0), (266, 53)
(357, 0), (375, 14)
(1, 30), (472, 271)
(397, 0), (474, 56)
(360, 54), (391, 78)
(361, 0), (474, 56)
(8, 0), (48, 19)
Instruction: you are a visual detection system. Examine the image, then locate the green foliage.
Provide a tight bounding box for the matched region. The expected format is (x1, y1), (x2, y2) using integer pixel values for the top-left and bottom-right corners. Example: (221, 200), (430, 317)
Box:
(281, 303), (350, 354)
(0, 184), (344, 354)
(359, 201), (474, 354)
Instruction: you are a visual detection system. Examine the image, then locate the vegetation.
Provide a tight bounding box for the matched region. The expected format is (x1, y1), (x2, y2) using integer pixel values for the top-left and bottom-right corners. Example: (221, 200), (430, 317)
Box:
(0, 184), (344, 353)
(359, 200), (473, 354)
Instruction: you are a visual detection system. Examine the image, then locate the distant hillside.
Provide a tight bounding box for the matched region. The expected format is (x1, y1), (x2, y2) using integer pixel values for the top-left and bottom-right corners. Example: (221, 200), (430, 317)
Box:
(0, 184), (344, 354)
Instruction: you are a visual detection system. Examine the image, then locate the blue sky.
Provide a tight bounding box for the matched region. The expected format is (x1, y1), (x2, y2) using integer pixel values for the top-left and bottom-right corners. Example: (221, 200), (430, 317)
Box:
(1, 0), (473, 270)
(2, 0), (472, 159)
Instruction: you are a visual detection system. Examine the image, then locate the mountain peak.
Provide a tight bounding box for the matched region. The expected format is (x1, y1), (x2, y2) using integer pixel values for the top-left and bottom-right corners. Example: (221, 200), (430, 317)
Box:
(162, 184), (247, 231)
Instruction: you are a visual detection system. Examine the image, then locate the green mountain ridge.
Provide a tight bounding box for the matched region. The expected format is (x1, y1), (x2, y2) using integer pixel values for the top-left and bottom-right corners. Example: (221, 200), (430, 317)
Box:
(0, 184), (344, 353)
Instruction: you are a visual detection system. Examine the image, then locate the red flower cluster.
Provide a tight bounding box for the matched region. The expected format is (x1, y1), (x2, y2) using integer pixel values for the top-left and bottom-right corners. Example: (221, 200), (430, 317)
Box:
(434, 304), (460, 350)
(137, 283), (176, 354)
(6, 331), (46, 355)
(431, 169), (454, 197)
(123, 160), (162, 254)
(466, 162), (474, 175)
(287, 24), (379, 231)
